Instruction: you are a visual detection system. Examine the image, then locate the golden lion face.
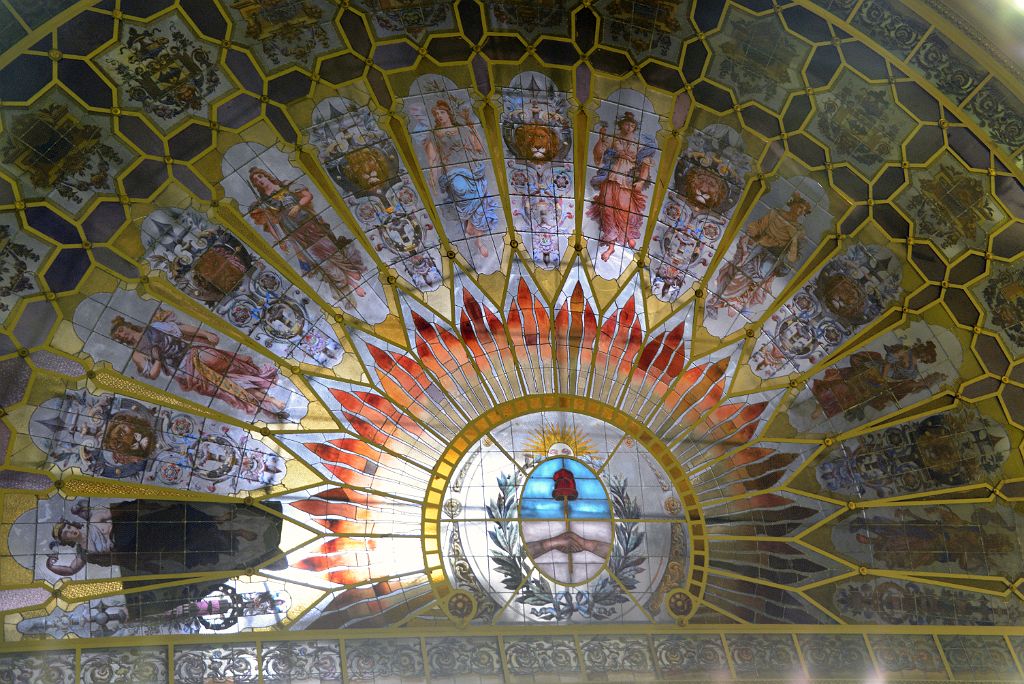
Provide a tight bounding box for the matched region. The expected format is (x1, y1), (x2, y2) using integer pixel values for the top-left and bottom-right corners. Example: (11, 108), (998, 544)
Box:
(343, 147), (393, 191)
(682, 167), (729, 211)
(513, 124), (561, 163)
(819, 274), (867, 321)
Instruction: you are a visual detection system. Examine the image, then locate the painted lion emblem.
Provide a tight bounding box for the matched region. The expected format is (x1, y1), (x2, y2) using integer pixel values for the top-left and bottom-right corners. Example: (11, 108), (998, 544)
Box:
(511, 123), (564, 163)
(680, 166), (731, 213)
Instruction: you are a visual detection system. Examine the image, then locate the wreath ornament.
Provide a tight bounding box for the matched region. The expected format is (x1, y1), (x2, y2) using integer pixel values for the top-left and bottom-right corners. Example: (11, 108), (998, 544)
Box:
(485, 471), (647, 621)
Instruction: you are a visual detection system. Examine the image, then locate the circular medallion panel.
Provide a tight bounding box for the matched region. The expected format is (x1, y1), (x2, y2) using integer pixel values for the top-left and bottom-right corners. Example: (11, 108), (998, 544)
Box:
(440, 409), (693, 623)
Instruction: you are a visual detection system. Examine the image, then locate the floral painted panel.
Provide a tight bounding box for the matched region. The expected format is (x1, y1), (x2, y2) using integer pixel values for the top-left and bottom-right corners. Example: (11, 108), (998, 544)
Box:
(225, 0), (344, 72)
(815, 404), (1009, 499)
(797, 634), (875, 679)
(503, 636), (579, 677)
(307, 96), (444, 291)
(424, 637), (502, 682)
(807, 69), (916, 177)
(579, 636), (653, 675)
(867, 634), (945, 678)
(897, 151), (1007, 258)
(977, 260), (1024, 356)
(649, 124), (753, 302)
(345, 637), (425, 682)
(941, 635), (1020, 679)
(833, 577), (1023, 626)
(499, 71), (575, 271)
(651, 635), (729, 679)
(706, 6), (812, 112)
(593, 0), (694, 65)
(174, 643), (259, 684)
(0, 651), (75, 683)
(356, 1), (454, 41)
(725, 634), (802, 680)
(80, 647), (169, 684)
(142, 207), (345, 367)
(261, 640), (342, 683)
(0, 92), (133, 213)
(965, 81), (1024, 155)
(0, 216), (50, 320)
(750, 243), (902, 378)
(486, 1), (572, 42)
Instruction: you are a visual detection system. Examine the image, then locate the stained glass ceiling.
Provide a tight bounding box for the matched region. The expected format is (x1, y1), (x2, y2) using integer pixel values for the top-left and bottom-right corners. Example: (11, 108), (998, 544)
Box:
(1, 0), (1024, 681)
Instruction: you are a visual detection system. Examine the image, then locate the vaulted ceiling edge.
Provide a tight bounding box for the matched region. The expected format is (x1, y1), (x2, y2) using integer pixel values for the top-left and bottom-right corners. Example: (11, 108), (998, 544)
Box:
(0, 0), (1022, 682)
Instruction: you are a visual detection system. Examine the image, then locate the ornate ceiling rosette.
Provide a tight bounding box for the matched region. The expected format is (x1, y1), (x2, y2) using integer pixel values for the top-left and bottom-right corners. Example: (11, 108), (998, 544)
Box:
(0, 0), (1023, 681)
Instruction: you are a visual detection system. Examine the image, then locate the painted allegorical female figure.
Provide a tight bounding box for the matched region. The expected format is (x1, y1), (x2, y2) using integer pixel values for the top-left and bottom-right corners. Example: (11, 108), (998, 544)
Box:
(588, 111), (656, 261)
(423, 99), (500, 258)
(707, 192), (812, 319)
(247, 167), (368, 304)
(808, 339), (944, 422)
(110, 311), (288, 420)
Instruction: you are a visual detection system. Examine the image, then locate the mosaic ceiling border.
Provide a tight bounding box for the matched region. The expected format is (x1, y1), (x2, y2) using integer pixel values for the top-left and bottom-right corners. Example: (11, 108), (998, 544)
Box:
(801, 0), (1024, 175)
(0, 0), (1021, 175)
(0, 1), (1022, 677)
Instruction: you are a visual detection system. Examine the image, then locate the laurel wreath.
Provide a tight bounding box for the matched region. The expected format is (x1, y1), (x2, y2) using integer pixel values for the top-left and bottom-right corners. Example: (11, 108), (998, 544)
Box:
(485, 471), (646, 621)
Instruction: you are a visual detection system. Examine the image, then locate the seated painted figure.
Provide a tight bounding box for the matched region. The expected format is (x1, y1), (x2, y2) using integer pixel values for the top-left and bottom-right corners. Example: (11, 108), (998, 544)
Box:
(48, 499), (284, 577)
(46, 499), (285, 619)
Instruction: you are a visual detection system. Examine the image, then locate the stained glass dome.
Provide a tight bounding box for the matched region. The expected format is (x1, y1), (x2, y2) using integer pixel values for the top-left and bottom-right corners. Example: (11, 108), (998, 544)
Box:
(1, 0), (1023, 681)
